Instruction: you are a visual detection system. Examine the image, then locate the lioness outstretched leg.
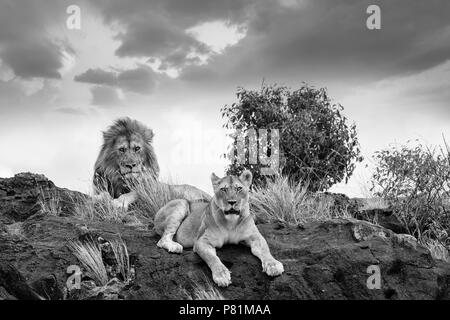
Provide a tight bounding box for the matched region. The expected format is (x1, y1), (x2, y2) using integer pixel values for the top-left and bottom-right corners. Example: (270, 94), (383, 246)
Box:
(245, 225), (284, 277)
(154, 199), (189, 253)
(194, 239), (232, 287)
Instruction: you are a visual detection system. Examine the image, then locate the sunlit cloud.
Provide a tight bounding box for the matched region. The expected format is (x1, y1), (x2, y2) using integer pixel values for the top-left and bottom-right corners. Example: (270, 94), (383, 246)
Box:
(187, 20), (247, 54)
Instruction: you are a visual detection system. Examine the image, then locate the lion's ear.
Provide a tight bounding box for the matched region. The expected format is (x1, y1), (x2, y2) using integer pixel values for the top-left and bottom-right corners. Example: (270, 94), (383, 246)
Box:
(102, 130), (111, 142)
(239, 170), (253, 187)
(210, 172), (221, 187)
(143, 128), (154, 143)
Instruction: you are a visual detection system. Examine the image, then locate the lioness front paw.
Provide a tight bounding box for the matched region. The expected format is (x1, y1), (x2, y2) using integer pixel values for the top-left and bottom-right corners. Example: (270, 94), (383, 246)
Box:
(157, 239), (183, 254)
(263, 259), (284, 277)
(212, 264), (232, 287)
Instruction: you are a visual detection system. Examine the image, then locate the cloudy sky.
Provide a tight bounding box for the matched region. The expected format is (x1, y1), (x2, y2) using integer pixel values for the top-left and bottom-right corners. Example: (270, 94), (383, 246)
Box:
(0, 0), (449, 196)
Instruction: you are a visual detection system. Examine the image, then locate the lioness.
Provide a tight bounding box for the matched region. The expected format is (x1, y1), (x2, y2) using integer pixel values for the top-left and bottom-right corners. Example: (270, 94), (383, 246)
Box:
(154, 170), (284, 287)
(93, 117), (209, 209)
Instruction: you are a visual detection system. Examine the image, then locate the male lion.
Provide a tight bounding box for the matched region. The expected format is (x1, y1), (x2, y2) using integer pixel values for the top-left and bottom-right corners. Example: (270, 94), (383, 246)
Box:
(154, 170), (284, 287)
(93, 117), (209, 209)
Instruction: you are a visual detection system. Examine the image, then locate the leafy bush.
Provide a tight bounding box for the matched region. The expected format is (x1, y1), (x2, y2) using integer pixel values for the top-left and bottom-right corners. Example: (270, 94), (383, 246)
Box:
(222, 83), (362, 191)
(371, 140), (450, 245)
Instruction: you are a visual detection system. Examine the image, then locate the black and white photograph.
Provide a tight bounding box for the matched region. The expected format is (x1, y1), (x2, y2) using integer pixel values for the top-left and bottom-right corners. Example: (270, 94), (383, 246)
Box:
(0, 0), (449, 309)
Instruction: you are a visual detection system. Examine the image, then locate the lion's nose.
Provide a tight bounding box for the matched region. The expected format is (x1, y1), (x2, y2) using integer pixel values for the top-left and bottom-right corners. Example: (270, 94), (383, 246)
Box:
(125, 163), (137, 170)
(228, 200), (237, 205)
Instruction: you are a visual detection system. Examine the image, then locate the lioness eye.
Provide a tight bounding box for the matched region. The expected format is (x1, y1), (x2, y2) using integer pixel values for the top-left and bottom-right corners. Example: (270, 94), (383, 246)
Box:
(236, 186), (242, 192)
(119, 147), (125, 153)
(134, 146), (141, 152)
(220, 187), (227, 192)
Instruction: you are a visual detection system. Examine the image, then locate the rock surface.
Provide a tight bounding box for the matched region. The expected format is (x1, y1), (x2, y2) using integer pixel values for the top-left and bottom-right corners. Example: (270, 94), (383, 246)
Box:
(322, 193), (408, 234)
(1, 173), (450, 300)
(0, 172), (84, 224)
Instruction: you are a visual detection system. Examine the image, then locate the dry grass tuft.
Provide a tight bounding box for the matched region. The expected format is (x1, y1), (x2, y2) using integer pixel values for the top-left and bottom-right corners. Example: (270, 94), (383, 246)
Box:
(66, 175), (182, 223)
(251, 175), (349, 226)
(38, 188), (62, 216)
(70, 192), (126, 222)
(69, 176), (127, 222)
(110, 238), (131, 282)
(68, 239), (108, 286)
(128, 175), (184, 219)
(424, 239), (449, 262)
(182, 278), (225, 300)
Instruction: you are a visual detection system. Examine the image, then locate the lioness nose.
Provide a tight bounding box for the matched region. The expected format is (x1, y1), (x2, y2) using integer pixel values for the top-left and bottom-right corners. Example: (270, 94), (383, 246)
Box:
(228, 200), (237, 205)
(125, 164), (137, 170)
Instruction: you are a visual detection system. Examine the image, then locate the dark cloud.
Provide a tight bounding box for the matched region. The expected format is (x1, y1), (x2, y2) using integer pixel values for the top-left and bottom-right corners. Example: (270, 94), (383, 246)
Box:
(88, 0), (254, 71)
(179, 64), (217, 82)
(157, 50), (202, 71)
(74, 68), (117, 86)
(3, 0), (450, 115)
(93, 0), (250, 29)
(83, 0), (450, 88)
(2, 40), (63, 79)
(113, 14), (209, 71)
(0, 0), (73, 79)
(178, 0), (450, 85)
(75, 66), (157, 95)
(163, 0), (251, 24)
(91, 86), (122, 107)
(117, 67), (156, 94)
(259, 0), (450, 76)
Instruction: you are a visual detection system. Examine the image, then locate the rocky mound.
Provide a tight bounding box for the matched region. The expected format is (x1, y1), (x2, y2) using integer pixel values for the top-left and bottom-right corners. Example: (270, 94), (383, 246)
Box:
(1, 173), (450, 300)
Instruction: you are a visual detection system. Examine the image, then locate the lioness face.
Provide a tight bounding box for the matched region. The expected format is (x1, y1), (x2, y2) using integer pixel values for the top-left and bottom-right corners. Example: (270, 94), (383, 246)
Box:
(211, 170), (253, 215)
(115, 134), (146, 178)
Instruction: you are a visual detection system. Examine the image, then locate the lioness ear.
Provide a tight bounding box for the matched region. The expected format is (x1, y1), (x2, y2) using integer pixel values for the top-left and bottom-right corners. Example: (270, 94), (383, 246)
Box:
(239, 170), (253, 187)
(211, 173), (220, 187)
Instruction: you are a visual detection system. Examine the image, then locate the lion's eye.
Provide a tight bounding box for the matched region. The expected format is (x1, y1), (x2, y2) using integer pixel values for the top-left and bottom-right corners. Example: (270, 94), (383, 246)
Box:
(134, 146), (141, 152)
(119, 147), (126, 153)
(220, 187), (227, 192)
(236, 186), (243, 192)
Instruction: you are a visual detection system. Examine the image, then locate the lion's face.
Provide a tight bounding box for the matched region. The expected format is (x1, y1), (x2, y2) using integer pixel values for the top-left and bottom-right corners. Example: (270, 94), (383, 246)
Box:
(211, 170), (253, 216)
(115, 133), (146, 178)
(94, 117), (160, 198)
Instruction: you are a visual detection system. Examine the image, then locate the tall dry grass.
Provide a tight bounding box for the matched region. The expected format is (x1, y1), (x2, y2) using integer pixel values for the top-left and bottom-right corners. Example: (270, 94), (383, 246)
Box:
(70, 191), (126, 222)
(68, 237), (132, 286)
(67, 174), (204, 223)
(424, 238), (450, 262)
(38, 187), (61, 216)
(182, 278), (225, 300)
(67, 177), (180, 222)
(110, 238), (131, 282)
(68, 239), (108, 286)
(251, 175), (349, 226)
(128, 175), (184, 219)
